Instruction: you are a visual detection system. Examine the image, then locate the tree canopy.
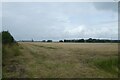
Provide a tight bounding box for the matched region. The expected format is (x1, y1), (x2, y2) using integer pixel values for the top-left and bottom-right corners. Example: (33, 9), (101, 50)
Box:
(2, 31), (15, 44)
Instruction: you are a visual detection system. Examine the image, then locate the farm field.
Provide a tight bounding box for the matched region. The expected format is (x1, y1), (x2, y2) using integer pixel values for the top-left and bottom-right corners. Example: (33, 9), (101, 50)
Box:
(2, 42), (118, 78)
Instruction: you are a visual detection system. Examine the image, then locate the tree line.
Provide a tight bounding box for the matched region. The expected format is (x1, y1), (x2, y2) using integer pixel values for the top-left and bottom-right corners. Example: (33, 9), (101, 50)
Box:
(61, 38), (120, 43)
(1, 31), (120, 43)
(20, 38), (120, 43)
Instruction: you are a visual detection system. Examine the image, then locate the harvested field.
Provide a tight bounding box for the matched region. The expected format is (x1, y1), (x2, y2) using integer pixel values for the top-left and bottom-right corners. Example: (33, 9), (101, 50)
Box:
(3, 42), (118, 78)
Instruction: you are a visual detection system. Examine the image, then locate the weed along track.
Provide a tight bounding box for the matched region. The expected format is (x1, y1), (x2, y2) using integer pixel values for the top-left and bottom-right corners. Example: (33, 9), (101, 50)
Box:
(3, 42), (118, 78)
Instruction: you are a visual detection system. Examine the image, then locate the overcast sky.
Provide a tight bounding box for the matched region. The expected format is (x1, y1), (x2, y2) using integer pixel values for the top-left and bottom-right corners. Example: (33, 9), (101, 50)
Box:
(2, 2), (118, 41)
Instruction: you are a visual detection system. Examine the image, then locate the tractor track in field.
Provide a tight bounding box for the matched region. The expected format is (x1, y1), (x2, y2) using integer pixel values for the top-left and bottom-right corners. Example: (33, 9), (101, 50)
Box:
(18, 42), (118, 78)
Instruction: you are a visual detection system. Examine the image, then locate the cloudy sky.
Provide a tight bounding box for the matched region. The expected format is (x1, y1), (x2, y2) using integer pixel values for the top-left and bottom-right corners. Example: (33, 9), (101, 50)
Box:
(2, 2), (118, 41)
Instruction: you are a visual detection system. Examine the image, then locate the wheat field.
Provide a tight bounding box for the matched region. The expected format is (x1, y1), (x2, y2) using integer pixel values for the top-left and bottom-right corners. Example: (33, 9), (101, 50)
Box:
(3, 42), (118, 78)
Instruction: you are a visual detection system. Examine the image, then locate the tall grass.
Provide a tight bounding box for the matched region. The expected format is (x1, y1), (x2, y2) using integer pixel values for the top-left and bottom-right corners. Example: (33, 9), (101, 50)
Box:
(2, 43), (22, 78)
(3, 44), (21, 59)
(93, 57), (118, 75)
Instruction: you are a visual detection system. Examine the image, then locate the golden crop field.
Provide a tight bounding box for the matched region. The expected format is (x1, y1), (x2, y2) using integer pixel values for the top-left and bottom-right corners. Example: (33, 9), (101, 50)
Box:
(3, 42), (118, 78)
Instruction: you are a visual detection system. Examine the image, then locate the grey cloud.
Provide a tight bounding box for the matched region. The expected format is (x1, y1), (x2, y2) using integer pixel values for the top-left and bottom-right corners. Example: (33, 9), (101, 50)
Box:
(64, 22), (118, 40)
(2, 3), (68, 40)
(0, 3), (2, 32)
(93, 2), (118, 12)
(2, 2), (118, 40)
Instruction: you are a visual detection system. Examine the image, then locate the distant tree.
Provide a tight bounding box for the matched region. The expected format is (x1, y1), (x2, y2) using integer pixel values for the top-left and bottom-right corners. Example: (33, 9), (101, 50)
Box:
(64, 39), (66, 42)
(86, 38), (93, 42)
(78, 39), (84, 42)
(92, 39), (96, 42)
(47, 40), (52, 42)
(32, 39), (34, 42)
(59, 40), (63, 42)
(2, 31), (15, 44)
(42, 40), (46, 42)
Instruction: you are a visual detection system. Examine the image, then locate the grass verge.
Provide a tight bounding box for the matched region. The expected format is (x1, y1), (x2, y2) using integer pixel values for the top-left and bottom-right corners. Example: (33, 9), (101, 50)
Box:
(2, 43), (25, 78)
